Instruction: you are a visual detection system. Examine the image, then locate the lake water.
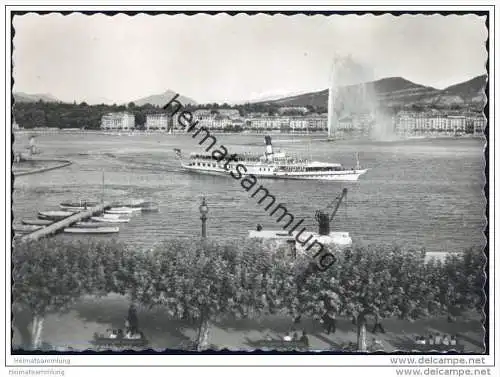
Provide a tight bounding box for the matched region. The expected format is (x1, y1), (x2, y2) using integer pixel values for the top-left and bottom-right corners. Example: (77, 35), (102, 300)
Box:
(12, 132), (487, 254)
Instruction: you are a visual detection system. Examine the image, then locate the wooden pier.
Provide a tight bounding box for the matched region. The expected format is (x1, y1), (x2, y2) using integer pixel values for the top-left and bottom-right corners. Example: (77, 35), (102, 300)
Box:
(21, 202), (112, 242)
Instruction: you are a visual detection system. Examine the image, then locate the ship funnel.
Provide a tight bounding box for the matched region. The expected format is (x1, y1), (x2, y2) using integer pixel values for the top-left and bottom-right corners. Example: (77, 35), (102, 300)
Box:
(264, 135), (274, 160)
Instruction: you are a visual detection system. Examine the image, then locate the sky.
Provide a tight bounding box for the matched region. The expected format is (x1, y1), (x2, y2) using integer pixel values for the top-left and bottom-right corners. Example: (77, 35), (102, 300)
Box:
(13, 13), (487, 105)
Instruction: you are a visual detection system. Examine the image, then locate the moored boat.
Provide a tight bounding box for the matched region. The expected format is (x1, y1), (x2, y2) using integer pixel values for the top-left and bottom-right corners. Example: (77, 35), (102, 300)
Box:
(38, 211), (73, 220)
(62, 208), (84, 213)
(120, 206), (142, 212)
(113, 199), (147, 208)
(13, 224), (44, 234)
(140, 201), (159, 212)
(64, 226), (120, 234)
(74, 221), (117, 228)
(90, 216), (130, 223)
(100, 213), (121, 219)
(22, 219), (54, 226)
(105, 207), (136, 215)
(60, 200), (99, 210)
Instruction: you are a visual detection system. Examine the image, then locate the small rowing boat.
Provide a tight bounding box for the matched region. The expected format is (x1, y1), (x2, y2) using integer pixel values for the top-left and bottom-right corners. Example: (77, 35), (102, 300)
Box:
(111, 199), (147, 208)
(13, 224), (44, 234)
(90, 216), (130, 223)
(64, 226), (120, 234)
(60, 200), (99, 210)
(62, 208), (84, 213)
(74, 221), (117, 228)
(141, 202), (159, 212)
(105, 207), (136, 215)
(38, 211), (73, 220)
(22, 219), (54, 226)
(100, 213), (120, 219)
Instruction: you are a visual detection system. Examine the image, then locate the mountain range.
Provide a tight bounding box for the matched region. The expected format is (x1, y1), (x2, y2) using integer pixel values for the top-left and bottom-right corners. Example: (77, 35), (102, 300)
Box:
(129, 90), (197, 107)
(253, 75), (487, 109)
(13, 74), (486, 109)
(13, 92), (60, 103)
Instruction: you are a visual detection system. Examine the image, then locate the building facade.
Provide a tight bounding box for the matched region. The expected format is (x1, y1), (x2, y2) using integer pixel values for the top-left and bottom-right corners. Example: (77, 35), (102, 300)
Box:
(101, 112), (135, 130)
(218, 109), (241, 119)
(394, 112), (478, 136)
(306, 115), (328, 131)
(247, 116), (290, 130)
(473, 117), (486, 136)
(145, 113), (172, 131)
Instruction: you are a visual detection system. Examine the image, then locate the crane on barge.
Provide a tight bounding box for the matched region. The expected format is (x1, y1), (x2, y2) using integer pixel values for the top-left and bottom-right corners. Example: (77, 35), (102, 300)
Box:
(315, 188), (348, 236)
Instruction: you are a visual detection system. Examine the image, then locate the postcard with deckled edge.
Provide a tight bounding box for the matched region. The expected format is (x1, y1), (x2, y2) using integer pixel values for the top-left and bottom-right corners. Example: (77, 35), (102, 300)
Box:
(4, 4), (496, 372)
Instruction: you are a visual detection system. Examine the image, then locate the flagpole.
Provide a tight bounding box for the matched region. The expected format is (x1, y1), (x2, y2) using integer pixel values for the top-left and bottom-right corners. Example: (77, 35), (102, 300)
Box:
(102, 170), (105, 205)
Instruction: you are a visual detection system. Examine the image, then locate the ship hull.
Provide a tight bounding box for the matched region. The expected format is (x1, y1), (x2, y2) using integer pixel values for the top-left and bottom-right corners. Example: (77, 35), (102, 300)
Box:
(181, 164), (367, 181)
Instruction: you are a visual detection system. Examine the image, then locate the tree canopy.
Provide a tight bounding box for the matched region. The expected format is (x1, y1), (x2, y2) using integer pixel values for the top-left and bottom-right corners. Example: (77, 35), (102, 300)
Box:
(12, 237), (485, 351)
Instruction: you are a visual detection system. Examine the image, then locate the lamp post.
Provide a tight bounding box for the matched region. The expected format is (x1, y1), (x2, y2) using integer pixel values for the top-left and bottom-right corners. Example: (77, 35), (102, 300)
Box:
(199, 197), (208, 239)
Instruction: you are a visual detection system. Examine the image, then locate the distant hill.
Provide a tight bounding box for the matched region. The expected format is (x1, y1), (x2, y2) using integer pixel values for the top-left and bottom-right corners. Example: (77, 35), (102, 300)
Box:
(13, 92), (60, 103)
(253, 75), (486, 110)
(130, 90), (197, 107)
(440, 74), (487, 104)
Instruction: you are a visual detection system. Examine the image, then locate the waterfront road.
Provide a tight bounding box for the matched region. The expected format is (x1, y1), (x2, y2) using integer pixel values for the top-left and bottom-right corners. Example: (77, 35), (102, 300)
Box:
(12, 294), (484, 352)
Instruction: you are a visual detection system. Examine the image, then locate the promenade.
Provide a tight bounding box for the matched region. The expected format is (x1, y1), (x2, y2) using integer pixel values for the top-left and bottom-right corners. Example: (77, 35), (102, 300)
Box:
(12, 294), (484, 352)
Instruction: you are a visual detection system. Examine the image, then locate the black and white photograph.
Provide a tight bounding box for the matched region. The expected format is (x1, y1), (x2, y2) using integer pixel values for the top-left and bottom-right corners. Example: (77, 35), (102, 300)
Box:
(3, 3), (497, 375)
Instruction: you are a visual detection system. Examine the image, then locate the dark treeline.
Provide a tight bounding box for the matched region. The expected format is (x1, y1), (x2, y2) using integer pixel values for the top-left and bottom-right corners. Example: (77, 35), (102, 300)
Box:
(14, 101), (155, 130)
(13, 100), (481, 130)
(13, 101), (331, 130)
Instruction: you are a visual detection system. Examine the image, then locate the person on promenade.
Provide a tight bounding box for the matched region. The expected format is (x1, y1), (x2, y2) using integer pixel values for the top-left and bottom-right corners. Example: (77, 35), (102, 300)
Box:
(324, 310), (337, 335)
(434, 333), (442, 345)
(442, 335), (450, 345)
(128, 304), (139, 334)
(372, 309), (385, 334)
(415, 336), (426, 345)
(371, 338), (384, 351)
(299, 331), (310, 348)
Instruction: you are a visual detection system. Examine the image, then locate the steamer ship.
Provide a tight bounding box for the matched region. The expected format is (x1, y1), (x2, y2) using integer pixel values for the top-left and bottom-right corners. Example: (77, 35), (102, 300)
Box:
(175, 136), (368, 181)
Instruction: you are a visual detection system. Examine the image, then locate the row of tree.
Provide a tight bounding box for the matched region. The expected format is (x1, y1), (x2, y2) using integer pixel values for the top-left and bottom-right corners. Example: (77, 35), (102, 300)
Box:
(12, 102), (320, 130)
(12, 237), (484, 351)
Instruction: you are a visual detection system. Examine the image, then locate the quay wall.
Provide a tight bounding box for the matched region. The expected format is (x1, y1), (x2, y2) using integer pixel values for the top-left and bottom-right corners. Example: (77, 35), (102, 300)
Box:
(13, 158), (72, 177)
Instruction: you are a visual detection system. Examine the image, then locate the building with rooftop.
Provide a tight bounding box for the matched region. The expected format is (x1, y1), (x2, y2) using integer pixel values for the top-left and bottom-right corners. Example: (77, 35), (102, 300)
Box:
(100, 112), (135, 130)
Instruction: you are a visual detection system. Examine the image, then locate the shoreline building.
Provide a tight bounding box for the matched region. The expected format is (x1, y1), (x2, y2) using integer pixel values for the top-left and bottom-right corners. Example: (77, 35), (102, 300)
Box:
(394, 111), (481, 137)
(100, 112), (135, 130)
(307, 114), (328, 132)
(473, 116), (486, 136)
(192, 109), (235, 130)
(217, 109), (241, 119)
(145, 113), (174, 131)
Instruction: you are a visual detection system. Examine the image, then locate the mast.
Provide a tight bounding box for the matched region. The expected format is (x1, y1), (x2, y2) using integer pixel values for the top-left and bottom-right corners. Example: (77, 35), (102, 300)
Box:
(308, 123), (312, 161)
(327, 188), (348, 222)
(102, 171), (105, 204)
